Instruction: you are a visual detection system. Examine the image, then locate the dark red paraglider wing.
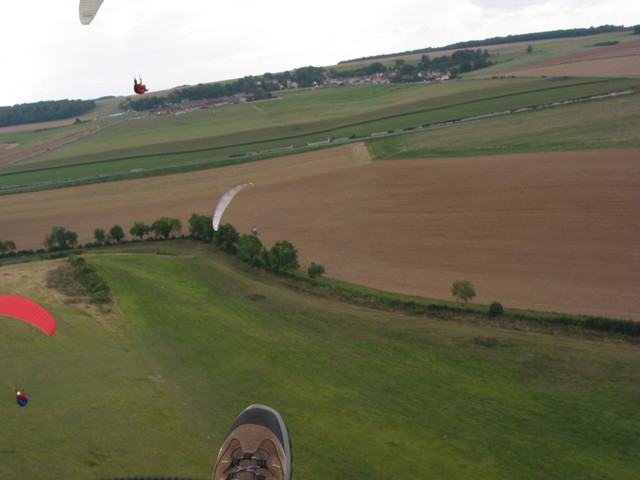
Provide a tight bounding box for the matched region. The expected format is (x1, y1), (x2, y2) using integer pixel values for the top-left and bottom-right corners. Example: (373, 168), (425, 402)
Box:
(0, 295), (57, 336)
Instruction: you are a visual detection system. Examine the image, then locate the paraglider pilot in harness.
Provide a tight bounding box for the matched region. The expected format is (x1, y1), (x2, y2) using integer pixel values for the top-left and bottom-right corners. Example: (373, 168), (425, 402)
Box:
(16, 390), (28, 407)
(133, 77), (148, 95)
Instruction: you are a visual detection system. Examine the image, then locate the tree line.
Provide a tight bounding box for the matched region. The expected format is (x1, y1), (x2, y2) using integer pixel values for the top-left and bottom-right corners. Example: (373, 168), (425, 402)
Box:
(0, 99), (96, 127)
(120, 66), (329, 112)
(188, 214), (307, 274)
(330, 49), (491, 82)
(1, 214), (320, 278)
(4, 220), (640, 337)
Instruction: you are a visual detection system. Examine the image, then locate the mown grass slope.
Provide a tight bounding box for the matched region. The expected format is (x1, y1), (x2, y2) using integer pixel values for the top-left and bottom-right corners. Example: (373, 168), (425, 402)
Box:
(1, 241), (638, 479)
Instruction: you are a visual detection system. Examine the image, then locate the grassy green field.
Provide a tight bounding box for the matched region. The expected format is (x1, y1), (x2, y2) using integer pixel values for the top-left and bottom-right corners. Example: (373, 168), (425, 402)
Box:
(368, 89), (640, 158)
(1, 241), (638, 479)
(2, 75), (638, 191)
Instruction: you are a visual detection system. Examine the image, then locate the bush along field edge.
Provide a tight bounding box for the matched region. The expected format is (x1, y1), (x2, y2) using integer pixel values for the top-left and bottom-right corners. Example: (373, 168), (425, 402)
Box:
(2, 218), (638, 341)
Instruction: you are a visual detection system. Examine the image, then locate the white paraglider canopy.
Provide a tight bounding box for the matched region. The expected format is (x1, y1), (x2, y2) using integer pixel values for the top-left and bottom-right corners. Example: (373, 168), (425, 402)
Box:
(212, 182), (254, 231)
(79, 0), (105, 25)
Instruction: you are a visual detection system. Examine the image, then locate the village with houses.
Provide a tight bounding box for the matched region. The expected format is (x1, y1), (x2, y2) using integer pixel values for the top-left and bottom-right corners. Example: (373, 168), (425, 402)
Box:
(128, 50), (483, 116)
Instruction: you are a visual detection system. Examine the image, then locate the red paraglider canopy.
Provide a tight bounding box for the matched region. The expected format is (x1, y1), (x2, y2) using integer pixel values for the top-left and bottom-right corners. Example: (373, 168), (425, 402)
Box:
(0, 295), (57, 336)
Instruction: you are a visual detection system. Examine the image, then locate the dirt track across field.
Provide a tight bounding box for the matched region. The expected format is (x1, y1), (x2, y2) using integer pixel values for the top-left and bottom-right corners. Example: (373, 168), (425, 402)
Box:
(2, 143), (639, 320)
(0, 126), (102, 167)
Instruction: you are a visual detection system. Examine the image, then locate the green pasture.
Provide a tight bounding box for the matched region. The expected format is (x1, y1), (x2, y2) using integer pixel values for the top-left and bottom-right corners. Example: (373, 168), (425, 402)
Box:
(1, 76), (638, 191)
(1, 241), (639, 479)
(368, 89), (640, 158)
(5, 83), (455, 167)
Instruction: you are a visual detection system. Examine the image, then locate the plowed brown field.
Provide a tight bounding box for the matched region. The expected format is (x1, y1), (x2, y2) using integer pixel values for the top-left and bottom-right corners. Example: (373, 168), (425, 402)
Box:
(2, 143), (639, 321)
(499, 42), (640, 77)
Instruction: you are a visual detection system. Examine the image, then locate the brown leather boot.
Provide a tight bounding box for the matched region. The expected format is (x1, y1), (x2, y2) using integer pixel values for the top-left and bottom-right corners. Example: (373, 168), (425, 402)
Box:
(212, 404), (292, 480)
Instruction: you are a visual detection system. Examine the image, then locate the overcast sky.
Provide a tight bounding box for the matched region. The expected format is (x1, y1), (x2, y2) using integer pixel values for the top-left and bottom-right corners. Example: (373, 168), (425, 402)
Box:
(1, 0), (637, 106)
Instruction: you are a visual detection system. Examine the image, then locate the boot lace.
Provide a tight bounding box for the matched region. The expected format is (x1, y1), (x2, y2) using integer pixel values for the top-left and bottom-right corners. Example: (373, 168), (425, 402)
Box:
(225, 450), (273, 480)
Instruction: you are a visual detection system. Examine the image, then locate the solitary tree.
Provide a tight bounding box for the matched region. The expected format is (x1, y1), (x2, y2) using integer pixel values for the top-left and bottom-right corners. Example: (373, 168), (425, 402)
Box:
(0, 239), (16, 254)
(213, 223), (239, 252)
(93, 228), (106, 245)
(268, 240), (299, 273)
(130, 222), (151, 240)
(109, 225), (125, 243)
(237, 234), (265, 266)
(45, 226), (78, 249)
(151, 217), (181, 239)
(307, 262), (325, 278)
(188, 214), (214, 242)
(169, 218), (182, 237)
(488, 301), (504, 317)
(451, 280), (476, 306)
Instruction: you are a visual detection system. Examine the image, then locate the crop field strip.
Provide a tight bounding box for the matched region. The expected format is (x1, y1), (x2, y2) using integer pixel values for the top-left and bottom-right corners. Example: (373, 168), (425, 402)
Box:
(1, 76), (637, 191)
(1, 31), (639, 320)
(2, 142), (638, 321)
(18, 78), (638, 162)
(369, 90), (640, 158)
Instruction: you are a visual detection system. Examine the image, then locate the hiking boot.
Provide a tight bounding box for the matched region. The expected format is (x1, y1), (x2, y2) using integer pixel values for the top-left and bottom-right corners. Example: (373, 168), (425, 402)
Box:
(212, 404), (292, 480)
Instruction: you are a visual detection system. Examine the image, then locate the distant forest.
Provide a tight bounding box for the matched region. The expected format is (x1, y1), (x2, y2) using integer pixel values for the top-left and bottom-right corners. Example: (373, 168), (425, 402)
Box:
(0, 99), (96, 128)
(339, 24), (633, 63)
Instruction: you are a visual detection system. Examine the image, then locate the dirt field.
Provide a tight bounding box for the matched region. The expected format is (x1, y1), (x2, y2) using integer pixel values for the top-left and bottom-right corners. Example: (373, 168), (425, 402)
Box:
(498, 42), (640, 77)
(2, 143), (639, 321)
